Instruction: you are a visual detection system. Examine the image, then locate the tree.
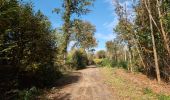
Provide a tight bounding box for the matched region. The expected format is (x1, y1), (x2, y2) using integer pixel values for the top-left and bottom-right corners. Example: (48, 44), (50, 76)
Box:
(106, 40), (117, 60)
(55, 0), (95, 63)
(72, 19), (97, 50)
(96, 50), (106, 59)
(112, 0), (170, 82)
(143, 0), (161, 83)
(0, 1), (61, 97)
(114, 1), (135, 72)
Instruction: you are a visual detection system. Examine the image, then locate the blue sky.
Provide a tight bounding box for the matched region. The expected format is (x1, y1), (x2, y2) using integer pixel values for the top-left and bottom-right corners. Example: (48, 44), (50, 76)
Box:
(23, 0), (131, 51)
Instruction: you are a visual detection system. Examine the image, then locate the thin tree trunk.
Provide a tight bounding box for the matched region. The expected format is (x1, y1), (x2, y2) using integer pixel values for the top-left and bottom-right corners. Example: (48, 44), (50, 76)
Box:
(133, 37), (146, 68)
(124, 49), (127, 61)
(143, 0), (170, 56)
(156, 0), (170, 55)
(128, 45), (133, 72)
(144, 0), (161, 83)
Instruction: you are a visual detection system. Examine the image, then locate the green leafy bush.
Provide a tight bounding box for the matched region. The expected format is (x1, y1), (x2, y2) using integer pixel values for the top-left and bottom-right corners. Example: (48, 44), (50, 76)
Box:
(117, 61), (128, 69)
(71, 49), (88, 69)
(100, 58), (112, 67)
(98, 58), (117, 67)
(93, 58), (103, 65)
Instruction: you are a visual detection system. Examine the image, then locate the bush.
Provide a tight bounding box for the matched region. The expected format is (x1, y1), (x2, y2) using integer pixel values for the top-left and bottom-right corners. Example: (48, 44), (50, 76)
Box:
(117, 61), (128, 69)
(98, 58), (117, 67)
(93, 58), (115, 67)
(95, 58), (128, 69)
(100, 58), (112, 67)
(71, 49), (88, 69)
(36, 63), (62, 86)
(18, 86), (39, 100)
(87, 54), (95, 65)
(93, 58), (103, 65)
(18, 63), (62, 88)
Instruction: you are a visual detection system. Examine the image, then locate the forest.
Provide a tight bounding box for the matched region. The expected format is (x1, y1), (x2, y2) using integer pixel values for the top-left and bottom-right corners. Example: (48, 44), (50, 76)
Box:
(0, 0), (170, 99)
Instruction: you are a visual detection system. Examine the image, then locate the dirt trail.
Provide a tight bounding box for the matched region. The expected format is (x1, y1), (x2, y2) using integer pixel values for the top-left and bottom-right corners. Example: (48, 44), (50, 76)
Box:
(46, 65), (115, 100)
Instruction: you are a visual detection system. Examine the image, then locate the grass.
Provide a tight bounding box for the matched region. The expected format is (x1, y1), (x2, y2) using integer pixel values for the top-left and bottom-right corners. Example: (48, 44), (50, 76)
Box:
(142, 87), (170, 100)
(100, 67), (170, 100)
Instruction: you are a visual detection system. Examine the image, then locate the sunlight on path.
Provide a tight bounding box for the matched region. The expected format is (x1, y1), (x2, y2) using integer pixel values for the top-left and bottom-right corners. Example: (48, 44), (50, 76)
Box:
(46, 65), (116, 100)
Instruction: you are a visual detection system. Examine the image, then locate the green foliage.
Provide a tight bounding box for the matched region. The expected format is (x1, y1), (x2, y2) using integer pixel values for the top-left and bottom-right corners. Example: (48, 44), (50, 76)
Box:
(71, 49), (88, 69)
(57, 0), (95, 62)
(143, 87), (170, 100)
(96, 50), (106, 59)
(157, 94), (170, 100)
(143, 87), (153, 94)
(93, 58), (103, 65)
(96, 58), (128, 69)
(18, 87), (39, 100)
(72, 19), (97, 49)
(100, 58), (113, 67)
(117, 61), (128, 69)
(0, 0), (62, 98)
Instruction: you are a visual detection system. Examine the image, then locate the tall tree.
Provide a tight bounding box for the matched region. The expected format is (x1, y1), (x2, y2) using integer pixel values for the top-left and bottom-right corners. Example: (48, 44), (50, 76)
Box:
(55, 0), (95, 63)
(72, 19), (97, 50)
(143, 0), (161, 83)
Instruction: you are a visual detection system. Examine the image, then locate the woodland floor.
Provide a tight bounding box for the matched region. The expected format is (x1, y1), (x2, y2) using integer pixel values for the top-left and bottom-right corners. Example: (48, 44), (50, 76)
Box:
(39, 66), (170, 100)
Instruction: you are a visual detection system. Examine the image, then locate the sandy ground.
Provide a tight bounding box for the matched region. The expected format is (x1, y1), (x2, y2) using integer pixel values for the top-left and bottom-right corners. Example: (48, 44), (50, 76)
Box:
(45, 65), (115, 100)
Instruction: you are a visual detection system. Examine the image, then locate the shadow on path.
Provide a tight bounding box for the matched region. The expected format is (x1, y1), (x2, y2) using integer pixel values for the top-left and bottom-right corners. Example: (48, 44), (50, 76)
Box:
(51, 65), (96, 88)
(53, 72), (82, 87)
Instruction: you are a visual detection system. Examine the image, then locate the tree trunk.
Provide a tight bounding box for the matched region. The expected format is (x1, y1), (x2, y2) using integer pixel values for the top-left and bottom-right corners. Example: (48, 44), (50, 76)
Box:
(62, 0), (71, 64)
(144, 0), (161, 83)
(128, 44), (133, 72)
(156, 0), (170, 56)
(133, 33), (146, 68)
(124, 49), (127, 61)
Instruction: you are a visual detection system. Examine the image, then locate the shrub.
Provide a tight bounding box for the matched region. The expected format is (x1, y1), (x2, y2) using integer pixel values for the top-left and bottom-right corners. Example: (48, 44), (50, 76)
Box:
(36, 63), (62, 86)
(93, 58), (103, 65)
(87, 54), (95, 65)
(18, 63), (62, 88)
(100, 58), (112, 67)
(18, 87), (39, 100)
(71, 49), (88, 69)
(98, 58), (118, 67)
(117, 61), (128, 69)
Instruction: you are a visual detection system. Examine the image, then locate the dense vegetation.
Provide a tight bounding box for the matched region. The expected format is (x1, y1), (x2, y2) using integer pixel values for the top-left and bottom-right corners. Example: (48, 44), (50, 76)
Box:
(1, 0), (169, 99)
(0, 0), (61, 98)
(0, 0), (96, 99)
(100, 0), (170, 83)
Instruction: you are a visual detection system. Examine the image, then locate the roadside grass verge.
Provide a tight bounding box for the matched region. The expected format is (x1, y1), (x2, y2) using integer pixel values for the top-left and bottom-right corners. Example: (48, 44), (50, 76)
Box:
(100, 67), (170, 100)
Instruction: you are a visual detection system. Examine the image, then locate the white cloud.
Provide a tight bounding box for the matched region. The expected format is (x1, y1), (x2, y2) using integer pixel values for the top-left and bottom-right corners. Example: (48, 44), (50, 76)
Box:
(104, 0), (115, 10)
(95, 32), (115, 41)
(95, 47), (106, 52)
(104, 0), (134, 12)
(103, 15), (119, 31)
